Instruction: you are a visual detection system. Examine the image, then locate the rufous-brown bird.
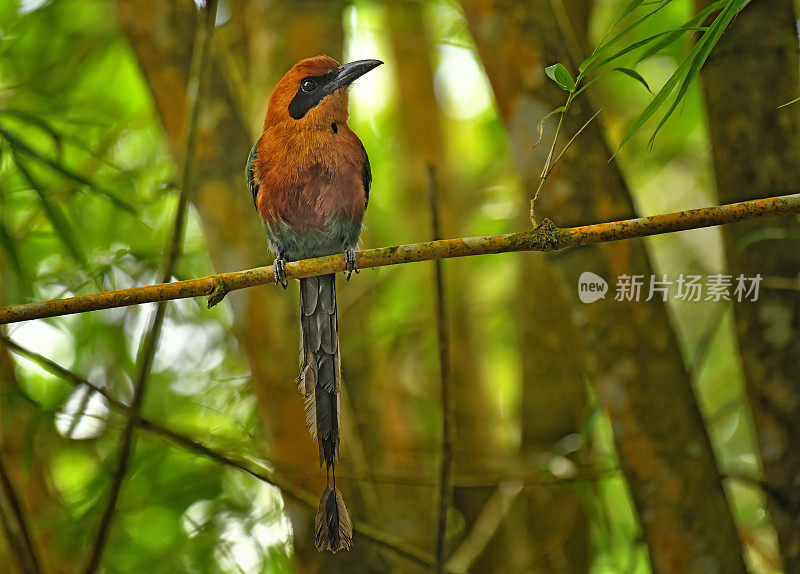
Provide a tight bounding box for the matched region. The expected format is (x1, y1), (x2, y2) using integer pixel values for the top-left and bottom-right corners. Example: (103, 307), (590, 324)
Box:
(246, 55), (382, 552)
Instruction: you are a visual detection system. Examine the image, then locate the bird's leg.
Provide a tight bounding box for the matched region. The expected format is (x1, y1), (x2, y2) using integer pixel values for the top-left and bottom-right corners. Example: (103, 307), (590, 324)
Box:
(344, 247), (359, 281)
(273, 254), (288, 289)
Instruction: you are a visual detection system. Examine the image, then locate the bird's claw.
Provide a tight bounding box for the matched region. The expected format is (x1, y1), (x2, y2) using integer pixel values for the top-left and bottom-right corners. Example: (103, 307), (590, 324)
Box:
(344, 248), (359, 281)
(274, 256), (288, 289)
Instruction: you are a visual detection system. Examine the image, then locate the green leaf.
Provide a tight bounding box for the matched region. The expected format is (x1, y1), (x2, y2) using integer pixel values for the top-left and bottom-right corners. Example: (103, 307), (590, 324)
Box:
(613, 0), (746, 155)
(14, 156), (90, 272)
(615, 0), (649, 23)
(0, 109), (64, 159)
(580, 0), (648, 73)
(541, 106), (567, 121)
(0, 109), (133, 176)
(0, 213), (26, 283)
(778, 95), (800, 109)
(545, 63), (576, 92)
(636, 0), (726, 63)
(579, 0), (673, 74)
(573, 72), (611, 98)
(613, 68), (652, 92)
(586, 27), (707, 75)
(574, 67), (653, 99)
(0, 125), (137, 215)
(645, 0), (746, 150)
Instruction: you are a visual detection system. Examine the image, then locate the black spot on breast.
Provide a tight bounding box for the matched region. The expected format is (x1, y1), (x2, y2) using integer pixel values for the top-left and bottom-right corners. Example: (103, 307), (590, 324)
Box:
(331, 122), (338, 134)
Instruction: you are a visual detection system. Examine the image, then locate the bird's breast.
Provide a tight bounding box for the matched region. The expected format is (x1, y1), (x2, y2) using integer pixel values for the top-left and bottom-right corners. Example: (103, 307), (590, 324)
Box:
(260, 161), (363, 229)
(256, 128), (366, 229)
(259, 160), (365, 260)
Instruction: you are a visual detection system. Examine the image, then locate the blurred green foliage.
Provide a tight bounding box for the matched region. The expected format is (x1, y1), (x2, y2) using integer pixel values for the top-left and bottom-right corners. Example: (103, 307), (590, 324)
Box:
(0, 0), (785, 572)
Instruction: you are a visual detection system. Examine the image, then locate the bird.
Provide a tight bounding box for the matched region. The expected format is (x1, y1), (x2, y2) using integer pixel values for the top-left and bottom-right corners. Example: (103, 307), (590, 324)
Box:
(246, 55), (382, 553)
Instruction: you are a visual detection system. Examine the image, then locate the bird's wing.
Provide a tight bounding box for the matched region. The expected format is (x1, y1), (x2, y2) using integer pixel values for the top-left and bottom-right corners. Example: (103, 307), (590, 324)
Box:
(246, 140), (259, 209)
(361, 143), (372, 206)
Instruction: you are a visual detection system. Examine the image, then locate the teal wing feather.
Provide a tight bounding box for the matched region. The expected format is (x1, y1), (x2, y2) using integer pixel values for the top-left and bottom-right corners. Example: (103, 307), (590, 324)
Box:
(246, 141), (259, 209)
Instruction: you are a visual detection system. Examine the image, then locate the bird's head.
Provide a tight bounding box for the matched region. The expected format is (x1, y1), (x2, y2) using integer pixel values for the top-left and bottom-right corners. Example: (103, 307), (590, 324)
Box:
(264, 55), (382, 129)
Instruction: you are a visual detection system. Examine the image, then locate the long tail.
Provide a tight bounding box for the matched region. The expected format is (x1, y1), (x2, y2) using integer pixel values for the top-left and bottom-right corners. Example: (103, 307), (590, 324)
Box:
(298, 274), (352, 552)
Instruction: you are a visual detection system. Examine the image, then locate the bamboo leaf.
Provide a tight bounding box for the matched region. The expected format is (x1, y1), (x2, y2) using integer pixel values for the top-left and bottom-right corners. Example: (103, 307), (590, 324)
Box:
(0, 215), (26, 283)
(545, 63), (576, 92)
(646, 0), (745, 150)
(778, 95), (800, 109)
(615, 0), (648, 22)
(579, 0), (648, 73)
(636, 0), (726, 63)
(14, 156), (90, 272)
(0, 109), (64, 160)
(579, 0), (673, 74)
(612, 61), (690, 155)
(586, 27), (707, 75)
(613, 68), (652, 92)
(540, 106), (567, 122)
(614, 0), (746, 155)
(0, 125), (137, 214)
(0, 110), (132, 176)
(573, 72), (611, 98)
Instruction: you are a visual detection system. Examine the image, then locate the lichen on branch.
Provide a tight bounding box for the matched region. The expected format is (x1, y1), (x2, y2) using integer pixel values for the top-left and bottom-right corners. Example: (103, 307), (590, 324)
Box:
(1, 192), (798, 325)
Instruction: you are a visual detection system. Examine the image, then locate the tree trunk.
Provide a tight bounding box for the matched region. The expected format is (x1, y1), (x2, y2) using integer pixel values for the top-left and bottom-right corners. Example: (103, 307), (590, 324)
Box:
(697, 1), (800, 570)
(0, 290), (66, 573)
(459, 1), (747, 571)
(506, 1), (592, 570)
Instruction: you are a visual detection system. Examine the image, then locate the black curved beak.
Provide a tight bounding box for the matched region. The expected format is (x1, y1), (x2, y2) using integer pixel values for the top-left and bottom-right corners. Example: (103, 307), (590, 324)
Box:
(289, 59), (384, 120)
(327, 59), (383, 92)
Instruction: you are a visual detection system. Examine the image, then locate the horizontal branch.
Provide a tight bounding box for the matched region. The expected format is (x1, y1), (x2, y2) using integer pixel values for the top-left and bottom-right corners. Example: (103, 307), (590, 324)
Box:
(2, 192), (798, 324)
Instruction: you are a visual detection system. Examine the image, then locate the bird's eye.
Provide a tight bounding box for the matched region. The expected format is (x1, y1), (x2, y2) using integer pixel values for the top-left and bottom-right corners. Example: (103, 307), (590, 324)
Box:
(301, 79), (317, 93)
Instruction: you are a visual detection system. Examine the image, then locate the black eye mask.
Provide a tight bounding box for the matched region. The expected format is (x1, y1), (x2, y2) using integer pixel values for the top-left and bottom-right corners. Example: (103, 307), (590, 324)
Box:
(287, 59), (383, 120)
(288, 70), (338, 120)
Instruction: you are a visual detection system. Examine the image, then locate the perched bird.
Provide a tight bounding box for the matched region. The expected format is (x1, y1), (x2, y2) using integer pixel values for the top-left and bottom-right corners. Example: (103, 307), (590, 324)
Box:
(246, 55), (382, 552)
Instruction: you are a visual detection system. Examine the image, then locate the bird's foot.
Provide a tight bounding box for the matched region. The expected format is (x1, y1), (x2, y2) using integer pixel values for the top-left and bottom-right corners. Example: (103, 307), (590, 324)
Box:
(344, 247), (359, 281)
(273, 255), (288, 289)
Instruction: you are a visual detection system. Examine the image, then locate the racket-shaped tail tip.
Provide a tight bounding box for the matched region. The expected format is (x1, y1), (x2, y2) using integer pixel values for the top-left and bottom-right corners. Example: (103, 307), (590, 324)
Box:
(314, 485), (352, 553)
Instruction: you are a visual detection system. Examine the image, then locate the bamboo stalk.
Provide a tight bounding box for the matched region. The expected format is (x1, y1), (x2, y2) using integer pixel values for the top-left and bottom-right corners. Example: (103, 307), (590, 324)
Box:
(82, 2), (219, 572)
(429, 167), (453, 574)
